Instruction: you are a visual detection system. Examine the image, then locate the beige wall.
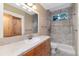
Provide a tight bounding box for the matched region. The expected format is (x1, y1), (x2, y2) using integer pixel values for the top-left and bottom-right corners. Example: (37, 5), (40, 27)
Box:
(33, 4), (48, 35)
(71, 4), (78, 55)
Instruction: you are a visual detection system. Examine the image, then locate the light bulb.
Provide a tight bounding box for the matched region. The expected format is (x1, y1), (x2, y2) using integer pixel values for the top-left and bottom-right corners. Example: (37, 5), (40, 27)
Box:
(23, 6), (27, 9)
(27, 3), (33, 7)
(32, 5), (37, 9)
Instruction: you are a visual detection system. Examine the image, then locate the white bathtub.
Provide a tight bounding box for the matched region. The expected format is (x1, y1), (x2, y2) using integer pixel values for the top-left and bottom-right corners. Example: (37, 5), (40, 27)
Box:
(51, 42), (75, 56)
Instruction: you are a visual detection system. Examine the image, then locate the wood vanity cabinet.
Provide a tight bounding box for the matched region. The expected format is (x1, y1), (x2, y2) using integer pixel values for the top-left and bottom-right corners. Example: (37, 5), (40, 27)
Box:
(20, 39), (51, 56)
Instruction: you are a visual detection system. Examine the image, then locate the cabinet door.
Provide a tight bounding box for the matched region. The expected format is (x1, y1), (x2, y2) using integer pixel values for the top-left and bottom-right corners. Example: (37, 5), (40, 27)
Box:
(34, 39), (51, 56)
(45, 39), (51, 55)
(22, 49), (34, 56)
(34, 44), (43, 56)
(40, 39), (51, 56)
(12, 17), (22, 36)
(20, 39), (51, 56)
(3, 13), (13, 37)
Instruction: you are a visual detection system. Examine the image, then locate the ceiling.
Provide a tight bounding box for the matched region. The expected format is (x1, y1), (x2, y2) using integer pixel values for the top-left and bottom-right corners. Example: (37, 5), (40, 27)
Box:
(40, 3), (72, 12)
(8, 3), (36, 15)
(7, 3), (72, 15)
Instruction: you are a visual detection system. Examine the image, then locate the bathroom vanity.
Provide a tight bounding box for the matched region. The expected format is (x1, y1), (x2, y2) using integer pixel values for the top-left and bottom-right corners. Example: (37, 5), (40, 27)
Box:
(1, 4), (51, 56)
(20, 36), (51, 56)
(0, 36), (51, 56)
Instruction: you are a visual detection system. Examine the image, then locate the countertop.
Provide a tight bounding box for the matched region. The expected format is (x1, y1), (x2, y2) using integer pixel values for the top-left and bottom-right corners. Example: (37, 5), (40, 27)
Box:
(0, 35), (50, 56)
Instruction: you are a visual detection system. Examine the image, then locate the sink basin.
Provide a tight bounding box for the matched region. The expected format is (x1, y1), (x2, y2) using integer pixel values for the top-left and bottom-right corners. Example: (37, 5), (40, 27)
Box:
(24, 37), (41, 44)
(30, 37), (41, 43)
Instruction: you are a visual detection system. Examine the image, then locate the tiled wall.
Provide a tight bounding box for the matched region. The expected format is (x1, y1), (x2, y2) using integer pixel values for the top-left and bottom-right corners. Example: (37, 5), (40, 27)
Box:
(71, 3), (78, 55)
(34, 4), (48, 35)
(50, 20), (73, 45)
(49, 5), (74, 46)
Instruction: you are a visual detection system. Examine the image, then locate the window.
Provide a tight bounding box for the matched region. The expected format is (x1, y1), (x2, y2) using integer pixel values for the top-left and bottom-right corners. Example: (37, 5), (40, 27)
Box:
(52, 12), (68, 21)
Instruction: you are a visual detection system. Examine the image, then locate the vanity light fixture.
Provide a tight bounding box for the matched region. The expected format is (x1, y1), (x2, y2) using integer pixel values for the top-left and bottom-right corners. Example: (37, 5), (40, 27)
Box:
(22, 6), (27, 9)
(26, 3), (37, 9)
(15, 3), (36, 13)
(16, 3), (37, 10)
(32, 5), (37, 9)
(16, 3), (27, 10)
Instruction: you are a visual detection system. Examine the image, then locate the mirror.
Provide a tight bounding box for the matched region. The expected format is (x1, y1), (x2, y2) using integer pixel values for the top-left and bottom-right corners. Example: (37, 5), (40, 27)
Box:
(3, 3), (38, 37)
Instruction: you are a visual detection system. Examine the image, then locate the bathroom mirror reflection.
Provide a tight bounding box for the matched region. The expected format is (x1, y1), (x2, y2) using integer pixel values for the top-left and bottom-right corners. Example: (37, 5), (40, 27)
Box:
(3, 3), (38, 37)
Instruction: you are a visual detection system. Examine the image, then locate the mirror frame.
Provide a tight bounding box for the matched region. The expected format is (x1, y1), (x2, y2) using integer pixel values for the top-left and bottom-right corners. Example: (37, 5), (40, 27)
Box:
(4, 3), (39, 37)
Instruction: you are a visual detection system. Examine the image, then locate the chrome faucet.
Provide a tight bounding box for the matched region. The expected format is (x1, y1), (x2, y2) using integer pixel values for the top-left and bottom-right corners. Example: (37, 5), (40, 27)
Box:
(28, 34), (32, 40)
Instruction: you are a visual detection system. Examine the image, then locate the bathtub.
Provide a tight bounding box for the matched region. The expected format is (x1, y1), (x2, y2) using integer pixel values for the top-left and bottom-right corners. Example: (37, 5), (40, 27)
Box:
(51, 42), (75, 56)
